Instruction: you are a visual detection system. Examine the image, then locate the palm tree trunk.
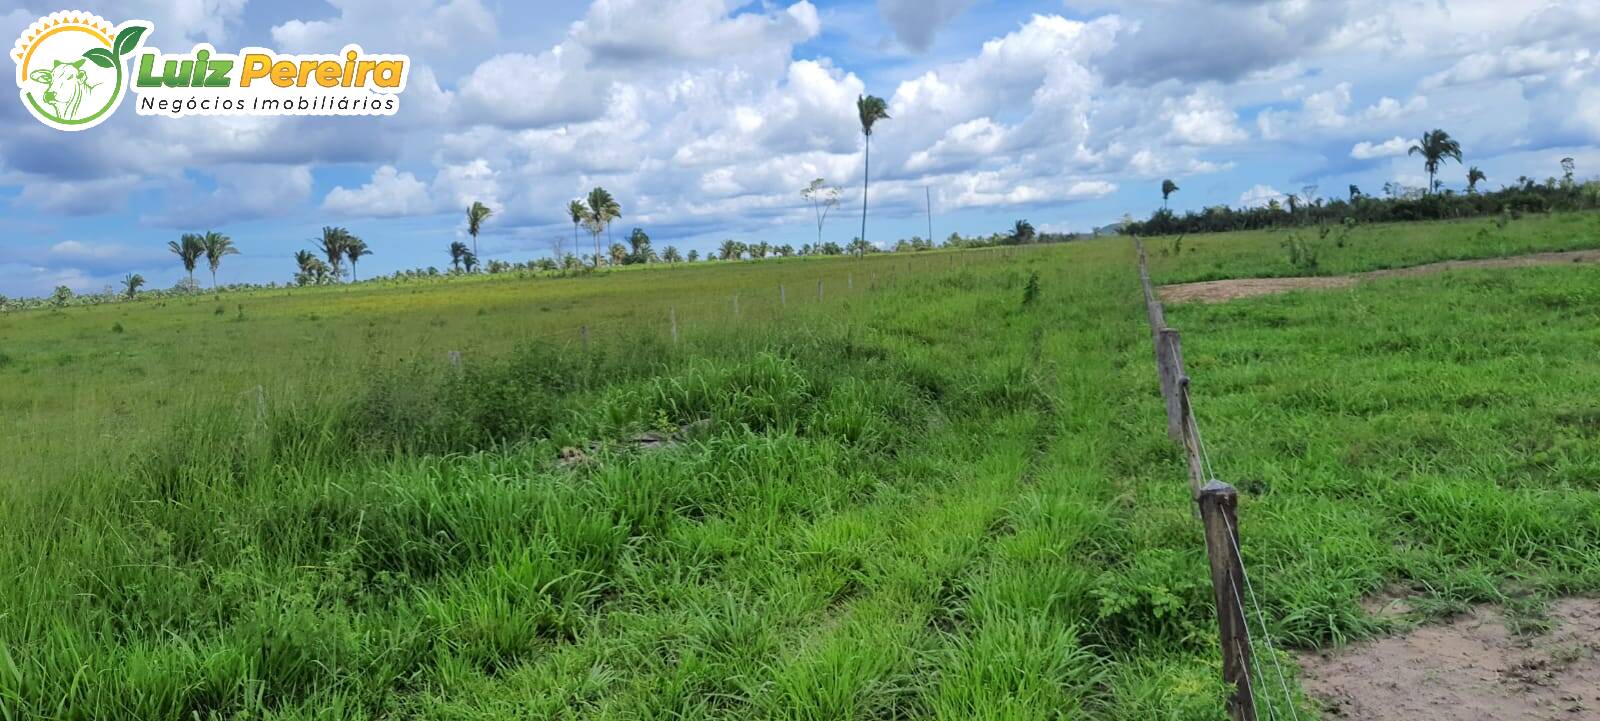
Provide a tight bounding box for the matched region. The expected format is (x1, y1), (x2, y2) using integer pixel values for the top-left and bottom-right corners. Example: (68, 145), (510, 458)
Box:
(471, 232), (479, 271)
(211, 269), (217, 290)
(860, 134), (870, 257)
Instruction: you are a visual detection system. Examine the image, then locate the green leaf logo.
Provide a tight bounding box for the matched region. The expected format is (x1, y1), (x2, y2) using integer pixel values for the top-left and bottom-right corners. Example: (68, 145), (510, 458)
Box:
(82, 47), (115, 69)
(113, 25), (146, 57)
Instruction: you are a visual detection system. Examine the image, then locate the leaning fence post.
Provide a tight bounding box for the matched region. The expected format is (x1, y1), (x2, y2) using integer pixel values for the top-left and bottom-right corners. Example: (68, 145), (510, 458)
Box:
(669, 306), (678, 345)
(1199, 481), (1258, 721)
(1157, 329), (1186, 442)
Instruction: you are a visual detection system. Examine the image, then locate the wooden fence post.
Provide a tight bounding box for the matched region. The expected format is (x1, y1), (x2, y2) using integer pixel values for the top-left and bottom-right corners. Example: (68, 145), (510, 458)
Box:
(1157, 329), (1185, 442)
(732, 293), (740, 317)
(447, 350), (462, 371)
(817, 279), (824, 301)
(1198, 481), (1258, 721)
(780, 284), (786, 307)
(1177, 376), (1206, 500)
(848, 273), (854, 290)
(670, 306), (678, 345)
(580, 325), (589, 354)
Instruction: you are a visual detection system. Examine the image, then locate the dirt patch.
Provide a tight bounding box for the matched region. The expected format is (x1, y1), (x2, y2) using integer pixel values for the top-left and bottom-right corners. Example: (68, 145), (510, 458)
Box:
(1159, 249), (1600, 304)
(1299, 598), (1600, 720)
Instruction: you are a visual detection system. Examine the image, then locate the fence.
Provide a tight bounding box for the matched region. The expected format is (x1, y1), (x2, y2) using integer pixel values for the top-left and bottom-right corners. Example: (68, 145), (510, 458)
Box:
(1134, 237), (1298, 721)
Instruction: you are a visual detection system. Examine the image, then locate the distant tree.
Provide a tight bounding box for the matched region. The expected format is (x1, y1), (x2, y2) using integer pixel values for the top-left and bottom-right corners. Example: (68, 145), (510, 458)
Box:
(751, 241), (770, 259)
(801, 178), (841, 248)
(687, 249), (700, 262)
(584, 187), (622, 268)
(567, 200), (586, 258)
(122, 273), (145, 299)
(316, 226), (350, 280)
(1561, 157), (1576, 188)
(627, 227), (652, 264)
(856, 94), (891, 256)
(51, 285), (72, 307)
(448, 241), (469, 272)
(1348, 184), (1362, 201)
(1467, 167), (1486, 194)
(200, 231), (238, 290)
(1161, 179), (1179, 210)
(466, 201), (493, 269)
(344, 236), (371, 281)
(462, 250), (479, 273)
(776, 244), (795, 257)
(1010, 220), (1036, 245)
(662, 245), (682, 264)
(820, 241), (843, 256)
(847, 237), (873, 256)
(718, 239), (742, 260)
(609, 243), (629, 266)
(1408, 129), (1463, 195)
(168, 233), (205, 288)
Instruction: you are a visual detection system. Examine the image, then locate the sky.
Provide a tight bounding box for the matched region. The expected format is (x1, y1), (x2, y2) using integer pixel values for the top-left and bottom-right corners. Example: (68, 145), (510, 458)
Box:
(1, 0), (1598, 297)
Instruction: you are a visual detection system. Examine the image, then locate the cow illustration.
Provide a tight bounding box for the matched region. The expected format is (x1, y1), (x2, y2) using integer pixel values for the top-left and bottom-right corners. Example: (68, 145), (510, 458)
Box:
(29, 59), (96, 120)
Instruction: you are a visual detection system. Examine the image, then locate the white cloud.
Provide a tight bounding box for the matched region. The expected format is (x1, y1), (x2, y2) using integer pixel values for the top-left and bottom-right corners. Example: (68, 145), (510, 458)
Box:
(1238, 184), (1285, 208)
(324, 166), (433, 217)
(1350, 136), (1409, 160)
(1168, 91), (1247, 146)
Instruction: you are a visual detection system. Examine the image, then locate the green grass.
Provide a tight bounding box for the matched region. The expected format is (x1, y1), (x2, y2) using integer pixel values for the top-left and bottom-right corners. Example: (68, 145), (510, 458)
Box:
(1143, 211), (1600, 284)
(3, 214), (1600, 719)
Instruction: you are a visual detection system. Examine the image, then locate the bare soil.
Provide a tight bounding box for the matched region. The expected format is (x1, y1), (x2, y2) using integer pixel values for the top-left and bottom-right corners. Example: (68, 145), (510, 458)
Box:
(1299, 599), (1600, 720)
(1159, 249), (1600, 304)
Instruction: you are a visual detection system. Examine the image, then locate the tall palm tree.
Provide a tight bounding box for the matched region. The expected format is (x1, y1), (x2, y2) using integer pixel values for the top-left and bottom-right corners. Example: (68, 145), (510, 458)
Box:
(168, 233), (205, 288)
(122, 273), (145, 299)
(567, 200), (587, 256)
(1408, 129), (1463, 195)
(345, 236), (371, 281)
(448, 241), (469, 272)
(316, 226), (349, 280)
(585, 187), (621, 268)
(1467, 166), (1486, 194)
(856, 94), (890, 257)
(1161, 179), (1179, 210)
(718, 239), (742, 260)
(466, 201), (493, 270)
(200, 231), (238, 290)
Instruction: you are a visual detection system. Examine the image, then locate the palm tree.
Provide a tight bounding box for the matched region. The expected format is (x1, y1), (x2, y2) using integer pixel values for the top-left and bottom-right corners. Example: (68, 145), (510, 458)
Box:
(718, 239), (742, 260)
(200, 231), (237, 290)
(567, 200), (587, 257)
(462, 250), (479, 273)
(856, 94), (891, 257)
(627, 227), (651, 264)
(662, 246), (682, 264)
(608, 243), (629, 266)
(344, 236), (371, 281)
(1408, 129), (1463, 195)
(122, 273), (145, 300)
(1011, 220), (1036, 245)
(448, 241), (469, 272)
(466, 201), (493, 270)
(1161, 179), (1179, 210)
(316, 226), (349, 280)
(168, 233), (205, 288)
(1467, 167), (1486, 194)
(584, 187), (622, 268)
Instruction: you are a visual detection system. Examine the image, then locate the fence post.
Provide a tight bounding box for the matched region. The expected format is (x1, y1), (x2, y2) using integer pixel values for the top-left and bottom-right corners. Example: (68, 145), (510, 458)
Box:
(780, 284), (786, 307)
(670, 306), (678, 345)
(817, 279), (824, 301)
(580, 325), (589, 354)
(848, 273), (854, 290)
(1157, 329), (1185, 442)
(447, 350), (462, 371)
(1177, 376), (1206, 500)
(1198, 481), (1258, 721)
(733, 293), (740, 317)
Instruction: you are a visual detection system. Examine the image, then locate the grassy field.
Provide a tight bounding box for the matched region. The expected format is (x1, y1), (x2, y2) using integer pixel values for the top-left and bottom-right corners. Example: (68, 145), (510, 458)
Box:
(2, 214), (1599, 719)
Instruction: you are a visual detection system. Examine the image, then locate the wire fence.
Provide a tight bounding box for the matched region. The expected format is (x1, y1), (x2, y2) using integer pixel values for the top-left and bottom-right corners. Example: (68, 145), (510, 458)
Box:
(1134, 236), (1299, 721)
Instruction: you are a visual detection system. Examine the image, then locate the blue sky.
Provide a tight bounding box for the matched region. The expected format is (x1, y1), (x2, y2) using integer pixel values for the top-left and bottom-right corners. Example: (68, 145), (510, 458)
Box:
(2, 0), (1598, 297)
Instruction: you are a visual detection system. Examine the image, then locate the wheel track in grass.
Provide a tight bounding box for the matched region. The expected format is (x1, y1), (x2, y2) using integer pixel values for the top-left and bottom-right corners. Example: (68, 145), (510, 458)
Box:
(1159, 249), (1600, 304)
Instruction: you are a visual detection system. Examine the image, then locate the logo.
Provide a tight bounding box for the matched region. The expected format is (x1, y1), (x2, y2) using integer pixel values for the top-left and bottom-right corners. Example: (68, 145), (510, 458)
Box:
(11, 11), (148, 131)
(12, 11), (410, 132)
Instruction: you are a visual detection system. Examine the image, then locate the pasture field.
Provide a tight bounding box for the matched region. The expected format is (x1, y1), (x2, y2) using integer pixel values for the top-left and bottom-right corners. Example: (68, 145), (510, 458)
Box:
(2, 214), (1600, 719)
